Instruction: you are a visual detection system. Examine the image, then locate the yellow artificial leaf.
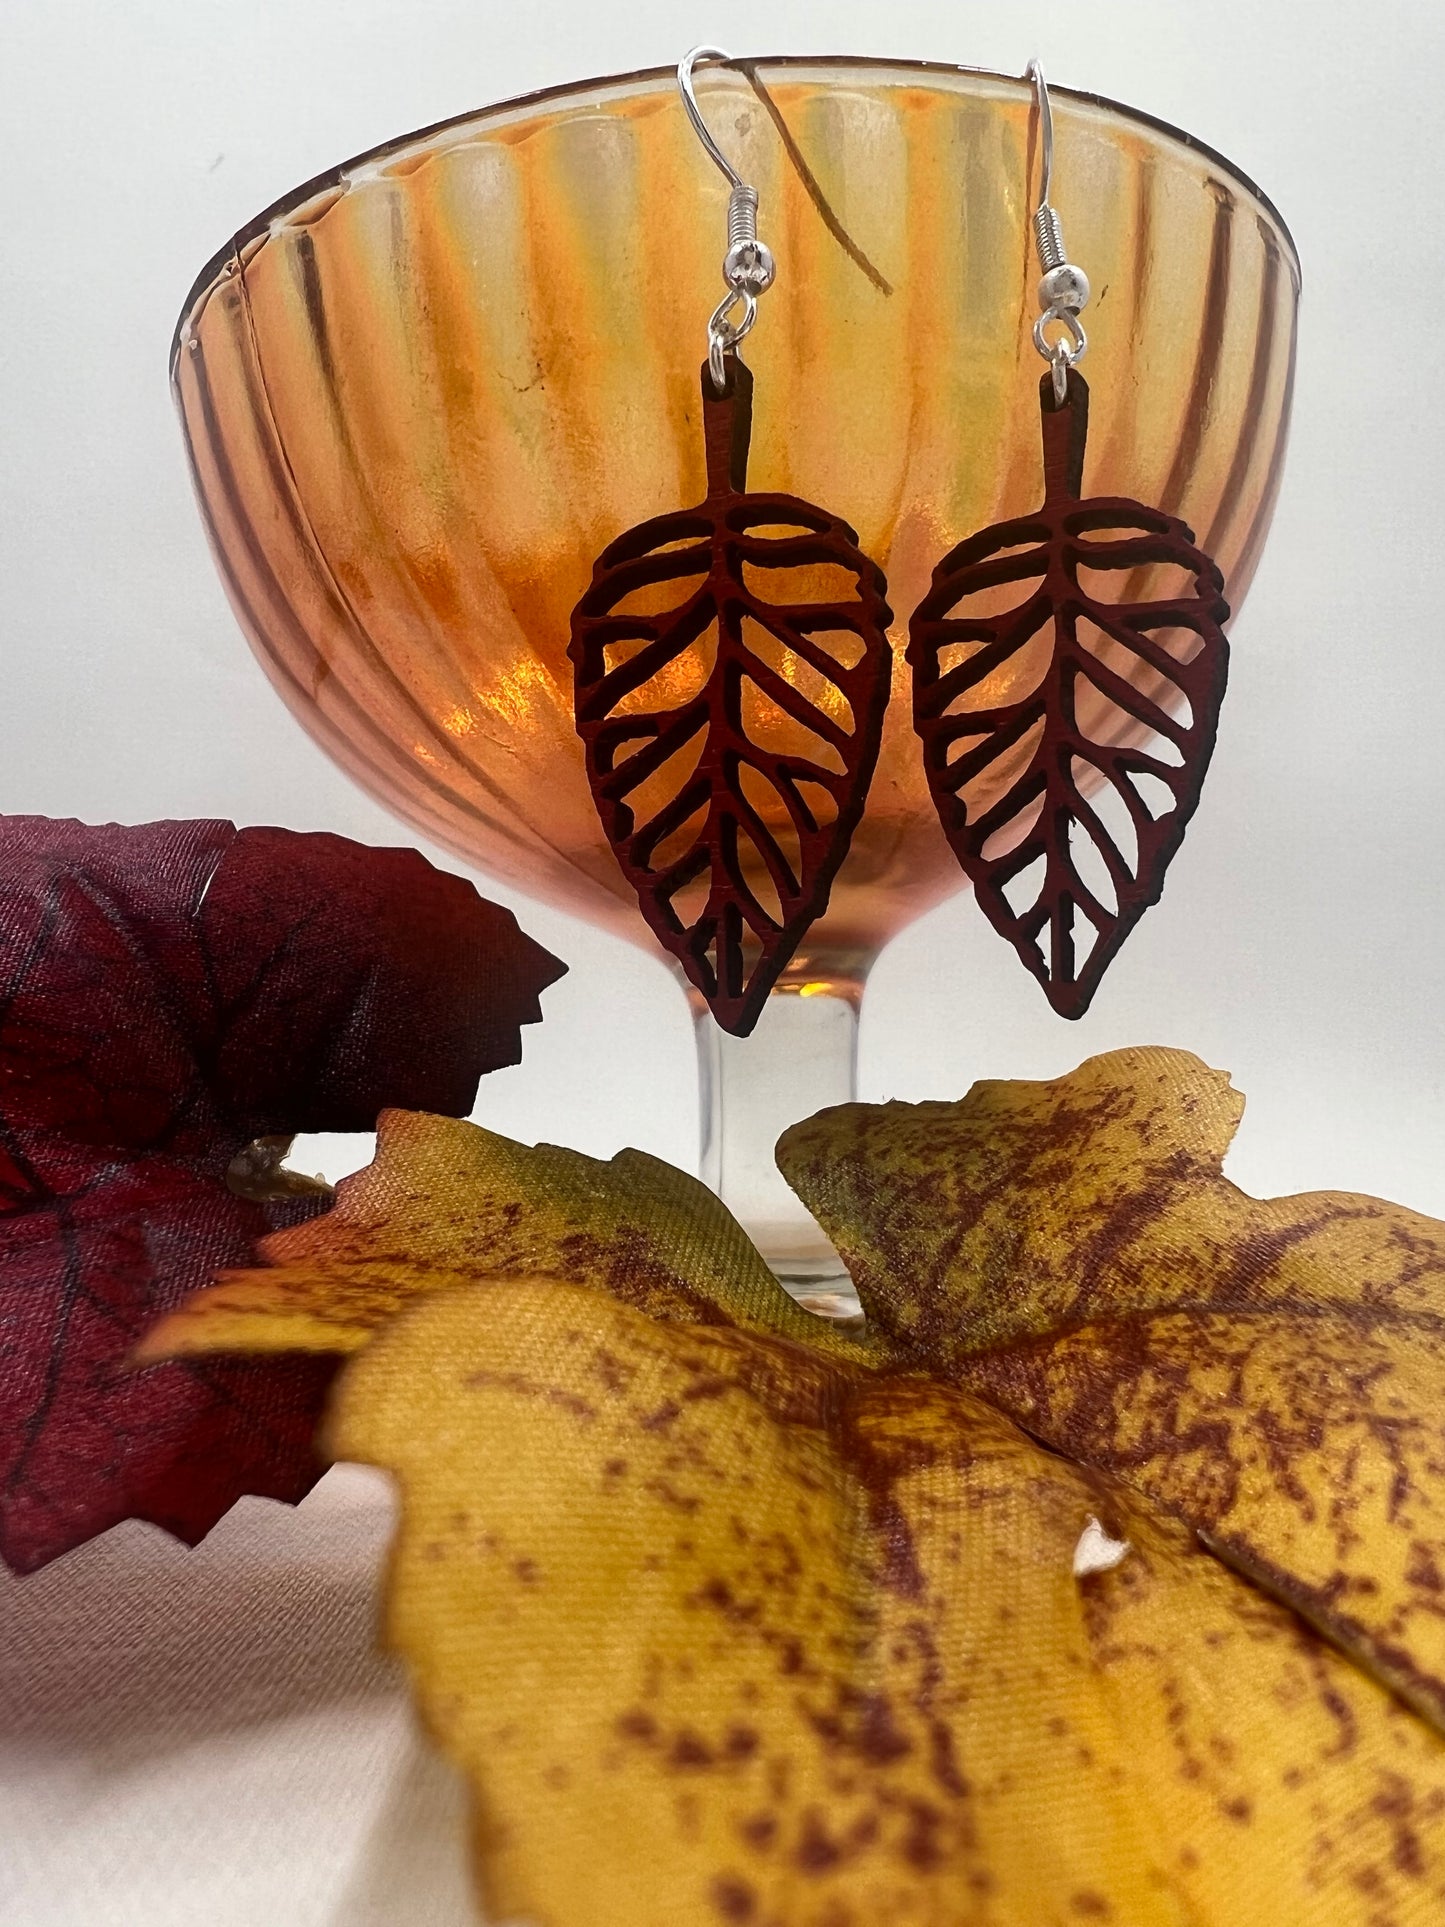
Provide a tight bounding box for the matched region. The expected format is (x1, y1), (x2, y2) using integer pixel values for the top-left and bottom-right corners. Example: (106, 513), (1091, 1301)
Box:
(148, 1045), (1445, 1922)
(141, 1107), (880, 1364)
(336, 1278), (1445, 1926)
(778, 1045), (1445, 1731)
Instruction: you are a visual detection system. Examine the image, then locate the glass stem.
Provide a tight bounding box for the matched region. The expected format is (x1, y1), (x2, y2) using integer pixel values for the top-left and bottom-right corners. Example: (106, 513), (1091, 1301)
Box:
(694, 985), (860, 1302)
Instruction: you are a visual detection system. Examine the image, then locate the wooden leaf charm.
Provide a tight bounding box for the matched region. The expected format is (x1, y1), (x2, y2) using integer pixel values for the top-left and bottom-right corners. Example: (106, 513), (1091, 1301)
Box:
(569, 358), (892, 1036)
(908, 370), (1230, 1017)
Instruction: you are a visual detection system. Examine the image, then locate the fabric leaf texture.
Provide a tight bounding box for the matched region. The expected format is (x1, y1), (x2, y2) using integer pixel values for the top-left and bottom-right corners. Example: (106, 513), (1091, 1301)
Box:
(0, 814), (563, 1572)
(150, 1047), (1445, 1924)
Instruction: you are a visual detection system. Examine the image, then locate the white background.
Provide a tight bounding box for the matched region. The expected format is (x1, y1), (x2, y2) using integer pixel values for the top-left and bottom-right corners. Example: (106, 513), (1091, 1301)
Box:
(3, 2), (1443, 1921)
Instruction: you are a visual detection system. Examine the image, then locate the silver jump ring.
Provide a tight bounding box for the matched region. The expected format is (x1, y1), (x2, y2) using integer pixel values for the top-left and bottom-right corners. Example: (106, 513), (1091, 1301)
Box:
(1032, 306), (1087, 364)
(1050, 340), (1071, 405)
(1033, 306), (1086, 401)
(708, 288), (757, 389)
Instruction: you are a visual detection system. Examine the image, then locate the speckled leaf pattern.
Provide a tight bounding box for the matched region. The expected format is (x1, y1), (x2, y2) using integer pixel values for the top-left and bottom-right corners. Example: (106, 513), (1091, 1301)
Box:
(329, 1281), (1445, 1926)
(140, 1107), (879, 1369)
(152, 1048), (1445, 1923)
(570, 361), (893, 1036)
(908, 372), (1229, 1017)
(779, 1047), (1445, 1738)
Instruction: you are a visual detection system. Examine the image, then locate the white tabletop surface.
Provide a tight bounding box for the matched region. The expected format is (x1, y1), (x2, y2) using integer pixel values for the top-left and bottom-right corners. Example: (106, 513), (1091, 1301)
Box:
(2, 1468), (480, 1927)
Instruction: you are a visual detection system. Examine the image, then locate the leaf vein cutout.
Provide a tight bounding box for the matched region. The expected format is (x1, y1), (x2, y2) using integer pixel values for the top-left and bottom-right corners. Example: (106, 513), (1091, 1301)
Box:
(908, 370), (1230, 1018)
(570, 360), (893, 1035)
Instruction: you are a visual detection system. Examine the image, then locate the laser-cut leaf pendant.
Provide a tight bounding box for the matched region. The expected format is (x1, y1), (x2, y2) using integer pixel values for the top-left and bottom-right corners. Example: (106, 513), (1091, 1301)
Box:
(908, 370), (1230, 1018)
(570, 358), (892, 1036)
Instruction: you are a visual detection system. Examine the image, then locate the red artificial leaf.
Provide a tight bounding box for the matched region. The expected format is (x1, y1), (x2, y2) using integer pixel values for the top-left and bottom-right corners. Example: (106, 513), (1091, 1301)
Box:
(570, 359), (893, 1035)
(908, 371), (1230, 1017)
(0, 816), (564, 1572)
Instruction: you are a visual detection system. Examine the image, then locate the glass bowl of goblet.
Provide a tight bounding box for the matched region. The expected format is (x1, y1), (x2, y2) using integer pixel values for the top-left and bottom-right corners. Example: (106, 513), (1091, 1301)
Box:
(173, 57), (1298, 1300)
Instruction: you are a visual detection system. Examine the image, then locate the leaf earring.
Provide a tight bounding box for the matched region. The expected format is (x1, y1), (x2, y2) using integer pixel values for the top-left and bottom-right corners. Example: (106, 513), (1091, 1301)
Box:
(569, 47), (893, 1037)
(908, 60), (1230, 1019)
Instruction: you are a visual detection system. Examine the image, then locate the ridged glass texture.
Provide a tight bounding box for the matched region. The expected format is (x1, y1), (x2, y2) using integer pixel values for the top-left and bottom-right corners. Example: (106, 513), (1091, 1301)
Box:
(173, 60), (1298, 990)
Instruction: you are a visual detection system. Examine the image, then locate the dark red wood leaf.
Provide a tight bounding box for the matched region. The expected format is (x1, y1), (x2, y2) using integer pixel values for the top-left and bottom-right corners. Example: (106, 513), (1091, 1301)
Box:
(570, 358), (893, 1036)
(908, 371), (1230, 1017)
(0, 816), (564, 1572)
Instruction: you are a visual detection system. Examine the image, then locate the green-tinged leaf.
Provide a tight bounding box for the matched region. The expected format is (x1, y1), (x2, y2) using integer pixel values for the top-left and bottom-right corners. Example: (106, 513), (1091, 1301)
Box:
(141, 1108), (883, 1366)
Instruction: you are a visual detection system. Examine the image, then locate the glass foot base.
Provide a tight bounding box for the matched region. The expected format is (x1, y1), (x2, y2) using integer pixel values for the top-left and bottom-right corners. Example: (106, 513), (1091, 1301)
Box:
(772, 1264), (864, 1326)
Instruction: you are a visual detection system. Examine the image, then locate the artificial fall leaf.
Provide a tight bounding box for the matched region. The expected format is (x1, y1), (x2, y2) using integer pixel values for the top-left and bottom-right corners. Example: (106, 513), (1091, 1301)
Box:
(335, 1284), (1445, 1926)
(142, 1106), (881, 1367)
(150, 1048), (1445, 1924)
(777, 1046), (1445, 1736)
(0, 815), (563, 1572)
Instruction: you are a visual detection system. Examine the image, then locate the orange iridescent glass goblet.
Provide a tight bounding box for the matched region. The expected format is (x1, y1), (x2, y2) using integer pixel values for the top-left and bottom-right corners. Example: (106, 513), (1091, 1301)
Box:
(173, 59), (1298, 1297)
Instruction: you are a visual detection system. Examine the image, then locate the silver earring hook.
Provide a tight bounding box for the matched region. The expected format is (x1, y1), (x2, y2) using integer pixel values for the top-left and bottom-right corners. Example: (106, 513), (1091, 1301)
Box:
(1026, 58), (1090, 403)
(1026, 56), (1054, 209)
(679, 45), (745, 190)
(677, 45), (777, 391)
